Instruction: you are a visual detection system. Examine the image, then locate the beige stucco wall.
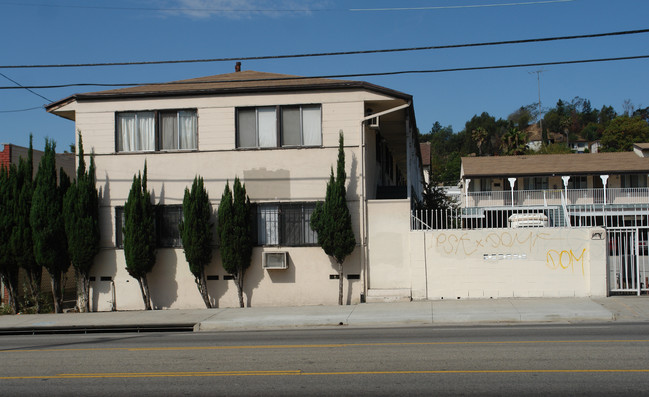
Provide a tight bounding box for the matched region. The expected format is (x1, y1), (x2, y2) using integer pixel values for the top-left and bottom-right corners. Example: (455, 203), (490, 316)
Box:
(367, 199), (413, 290)
(90, 247), (362, 311)
(367, 199), (608, 299)
(424, 227), (607, 299)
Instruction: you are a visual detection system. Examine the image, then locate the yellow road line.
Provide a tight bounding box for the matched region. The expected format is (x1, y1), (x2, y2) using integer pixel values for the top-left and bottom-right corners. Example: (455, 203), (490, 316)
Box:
(2, 369), (649, 380)
(1, 339), (648, 353)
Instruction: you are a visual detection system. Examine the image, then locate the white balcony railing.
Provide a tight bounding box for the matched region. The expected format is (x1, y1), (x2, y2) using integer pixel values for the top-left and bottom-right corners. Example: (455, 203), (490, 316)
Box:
(464, 188), (649, 208)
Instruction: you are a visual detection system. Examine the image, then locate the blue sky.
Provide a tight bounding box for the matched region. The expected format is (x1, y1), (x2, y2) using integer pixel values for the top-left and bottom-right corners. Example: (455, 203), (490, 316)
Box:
(1, 0), (648, 151)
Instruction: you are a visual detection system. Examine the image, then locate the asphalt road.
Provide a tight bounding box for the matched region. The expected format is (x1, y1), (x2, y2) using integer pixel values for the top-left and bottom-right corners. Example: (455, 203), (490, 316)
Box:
(1, 323), (649, 396)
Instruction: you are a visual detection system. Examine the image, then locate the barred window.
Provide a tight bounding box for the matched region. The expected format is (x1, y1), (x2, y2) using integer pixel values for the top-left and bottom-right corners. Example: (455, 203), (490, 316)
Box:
(115, 205), (182, 248)
(256, 203), (317, 246)
(156, 205), (183, 248)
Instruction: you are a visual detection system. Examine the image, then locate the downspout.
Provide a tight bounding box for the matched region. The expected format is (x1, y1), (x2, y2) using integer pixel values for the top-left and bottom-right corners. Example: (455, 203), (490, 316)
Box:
(359, 102), (412, 302)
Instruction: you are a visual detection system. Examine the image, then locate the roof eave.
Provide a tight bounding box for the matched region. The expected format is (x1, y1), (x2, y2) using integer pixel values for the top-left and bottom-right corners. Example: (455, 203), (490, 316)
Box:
(46, 80), (412, 108)
(463, 170), (649, 179)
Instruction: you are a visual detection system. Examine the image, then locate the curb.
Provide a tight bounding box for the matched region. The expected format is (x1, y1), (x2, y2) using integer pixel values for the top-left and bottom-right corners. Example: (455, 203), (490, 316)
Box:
(0, 323), (196, 336)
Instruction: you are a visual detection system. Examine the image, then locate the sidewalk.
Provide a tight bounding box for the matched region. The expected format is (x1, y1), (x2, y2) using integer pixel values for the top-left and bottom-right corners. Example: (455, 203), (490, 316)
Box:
(0, 297), (648, 334)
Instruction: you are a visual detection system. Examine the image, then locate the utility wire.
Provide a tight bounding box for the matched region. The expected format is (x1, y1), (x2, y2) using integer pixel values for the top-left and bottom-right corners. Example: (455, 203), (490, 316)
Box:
(0, 106), (43, 114)
(2, 54), (647, 91)
(351, 0), (574, 11)
(0, 71), (51, 101)
(0, 0), (573, 13)
(2, 28), (648, 70)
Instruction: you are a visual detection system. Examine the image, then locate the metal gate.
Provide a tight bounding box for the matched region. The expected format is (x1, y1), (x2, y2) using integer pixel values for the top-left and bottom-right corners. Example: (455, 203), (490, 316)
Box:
(607, 228), (649, 295)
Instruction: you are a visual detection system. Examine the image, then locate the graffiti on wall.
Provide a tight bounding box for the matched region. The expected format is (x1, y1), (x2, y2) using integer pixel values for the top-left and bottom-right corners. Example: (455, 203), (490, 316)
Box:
(434, 230), (553, 257)
(433, 230), (588, 278)
(546, 248), (586, 276)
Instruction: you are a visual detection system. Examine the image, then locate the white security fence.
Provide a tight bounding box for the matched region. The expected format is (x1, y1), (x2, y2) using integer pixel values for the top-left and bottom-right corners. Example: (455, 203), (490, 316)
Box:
(608, 227), (649, 295)
(411, 207), (567, 230)
(412, 204), (649, 231)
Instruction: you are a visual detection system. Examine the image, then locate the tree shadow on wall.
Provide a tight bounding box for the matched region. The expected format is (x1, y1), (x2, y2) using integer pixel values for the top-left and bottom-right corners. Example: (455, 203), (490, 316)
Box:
(243, 249), (264, 308)
(148, 249), (179, 310)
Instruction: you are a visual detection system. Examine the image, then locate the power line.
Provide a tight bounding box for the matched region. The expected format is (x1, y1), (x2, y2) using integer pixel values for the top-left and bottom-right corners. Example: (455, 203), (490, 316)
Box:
(0, 71), (51, 101)
(0, 0), (573, 13)
(2, 28), (648, 70)
(351, 0), (574, 11)
(0, 106), (43, 114)
(2, 54), (647, 91)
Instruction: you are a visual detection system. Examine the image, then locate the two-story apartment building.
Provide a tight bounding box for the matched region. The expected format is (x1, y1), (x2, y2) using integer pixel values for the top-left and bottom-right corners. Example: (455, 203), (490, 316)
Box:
(46, 69), (424, 310)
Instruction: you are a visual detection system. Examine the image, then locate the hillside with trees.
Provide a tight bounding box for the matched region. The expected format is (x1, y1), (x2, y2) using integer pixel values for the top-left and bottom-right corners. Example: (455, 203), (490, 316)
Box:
(420, 98), (649, 185)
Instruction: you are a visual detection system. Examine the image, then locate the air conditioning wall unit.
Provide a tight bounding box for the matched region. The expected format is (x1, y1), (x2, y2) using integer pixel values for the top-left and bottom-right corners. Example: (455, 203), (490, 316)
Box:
(263, 251), (288, 269)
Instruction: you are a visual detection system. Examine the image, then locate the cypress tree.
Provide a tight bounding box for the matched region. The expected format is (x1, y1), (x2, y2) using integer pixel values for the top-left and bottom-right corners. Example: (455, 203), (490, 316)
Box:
(179, 175), (214, 309)
(311, 131), (356, 305)
(11, 135), (41, 311)
(0, 164), (20, 313)
(218, 177), (252, 308)
(63, 133), (100, 312)
(123, 163), (156, 310)
(31, 140), (70, 313)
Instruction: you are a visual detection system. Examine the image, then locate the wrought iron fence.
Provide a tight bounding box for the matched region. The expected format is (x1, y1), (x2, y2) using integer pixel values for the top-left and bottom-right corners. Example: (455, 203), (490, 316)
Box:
(412, 204), (649, 231)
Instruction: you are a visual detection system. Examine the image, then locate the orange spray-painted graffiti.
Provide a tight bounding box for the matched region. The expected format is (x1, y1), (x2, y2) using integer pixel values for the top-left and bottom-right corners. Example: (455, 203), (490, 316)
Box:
(546, 248), (587, 277)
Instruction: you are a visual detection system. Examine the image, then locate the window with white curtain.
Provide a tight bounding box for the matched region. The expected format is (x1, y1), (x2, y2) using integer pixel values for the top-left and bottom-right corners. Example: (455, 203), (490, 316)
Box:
(236, 104), (321, 149)
(236, 107), (277, 148)
(116, 109), (197, 152)
(281, 105), (322, 147)
(117, 112), (155, 152)
(160, 110), (197, 150)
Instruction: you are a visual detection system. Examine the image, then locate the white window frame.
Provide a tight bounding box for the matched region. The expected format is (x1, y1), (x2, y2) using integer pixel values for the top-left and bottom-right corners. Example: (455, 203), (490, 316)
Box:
(236, 105), (322, 149)
(116, 109), (197, 153)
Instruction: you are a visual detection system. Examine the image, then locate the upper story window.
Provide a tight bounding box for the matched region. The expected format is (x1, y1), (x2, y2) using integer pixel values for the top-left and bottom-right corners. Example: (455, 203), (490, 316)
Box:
(568, 175), (588, 190)
(116, 109), (197, 153)
(469, 178), (494, 192)
(160, 110), (197, 150)
(524, 177), (548, 190)
(236, 105), (322, 149)
(621, 174), (647, 189)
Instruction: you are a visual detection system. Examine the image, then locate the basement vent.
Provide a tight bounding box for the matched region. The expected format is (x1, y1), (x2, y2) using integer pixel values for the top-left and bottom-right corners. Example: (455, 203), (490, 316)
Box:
(329, 274), (340, 280)
(263, 252), (288, 269)
(207, 275), (219, 281)
(223, 275), (234, 280)
(346, 274), (360, 280)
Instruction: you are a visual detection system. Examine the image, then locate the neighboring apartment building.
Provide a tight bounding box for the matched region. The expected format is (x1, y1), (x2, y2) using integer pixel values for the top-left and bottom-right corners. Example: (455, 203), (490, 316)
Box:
(0, 143), (75, 307)
(46, 69), (424, 310)
(420, 142), (431, 184)
(459, 145), (649, 295)
(461, 147), (649, 210)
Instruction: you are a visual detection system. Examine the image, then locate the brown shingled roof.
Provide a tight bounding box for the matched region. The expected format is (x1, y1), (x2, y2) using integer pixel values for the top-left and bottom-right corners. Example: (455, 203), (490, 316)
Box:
(46, 70), (411, 111)
(462, 152), (649, 178)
